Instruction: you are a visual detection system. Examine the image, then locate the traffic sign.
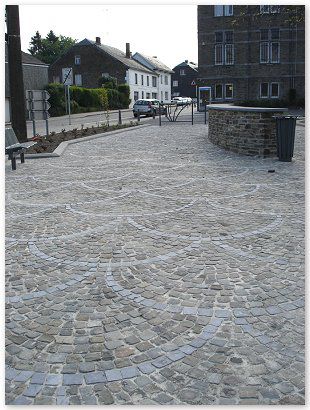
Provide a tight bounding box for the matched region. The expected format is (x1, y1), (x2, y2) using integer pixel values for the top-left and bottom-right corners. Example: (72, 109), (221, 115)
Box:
(26, 90), (50, 101)
(191, 80), (196, 86)
(27, 100), (51, 111)
(29, 111), (50, 121)
(62, 67), (73, 85)
(26, 89), (51, 137)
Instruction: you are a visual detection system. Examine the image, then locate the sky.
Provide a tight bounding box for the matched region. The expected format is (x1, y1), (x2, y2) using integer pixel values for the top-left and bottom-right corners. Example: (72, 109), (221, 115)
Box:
(18, 4), (198, 69)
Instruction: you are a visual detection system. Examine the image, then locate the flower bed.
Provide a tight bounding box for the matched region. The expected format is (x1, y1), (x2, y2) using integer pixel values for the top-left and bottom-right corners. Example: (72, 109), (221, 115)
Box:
(27, 122), (139, 154)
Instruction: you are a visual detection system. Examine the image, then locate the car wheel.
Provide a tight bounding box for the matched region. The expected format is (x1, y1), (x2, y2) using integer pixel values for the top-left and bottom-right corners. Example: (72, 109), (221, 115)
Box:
(133, 113), (137, 117)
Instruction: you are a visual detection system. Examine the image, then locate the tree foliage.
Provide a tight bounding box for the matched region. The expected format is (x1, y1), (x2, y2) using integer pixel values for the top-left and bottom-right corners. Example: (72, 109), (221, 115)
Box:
(230, 5), (304, 28)
(98, 75), (118, 89)
(28, 30), (76, 64)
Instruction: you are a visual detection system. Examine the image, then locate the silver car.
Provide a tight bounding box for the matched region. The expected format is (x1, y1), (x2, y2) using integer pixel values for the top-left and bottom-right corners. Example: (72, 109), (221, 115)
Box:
(133, 99), (166, 117)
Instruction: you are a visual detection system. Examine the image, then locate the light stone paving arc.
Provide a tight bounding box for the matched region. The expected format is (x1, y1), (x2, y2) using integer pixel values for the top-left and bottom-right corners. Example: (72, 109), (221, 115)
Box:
(5, 121), (304, 405)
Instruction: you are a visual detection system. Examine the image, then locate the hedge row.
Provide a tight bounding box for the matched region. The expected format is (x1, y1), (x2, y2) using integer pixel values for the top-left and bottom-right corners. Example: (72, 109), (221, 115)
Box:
(237, 98), (305, 108)
(46, 83), (130, 117)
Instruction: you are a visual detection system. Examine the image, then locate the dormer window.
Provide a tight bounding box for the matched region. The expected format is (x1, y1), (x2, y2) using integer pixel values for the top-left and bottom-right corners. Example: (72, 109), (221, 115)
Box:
(75, 55), (81, 65)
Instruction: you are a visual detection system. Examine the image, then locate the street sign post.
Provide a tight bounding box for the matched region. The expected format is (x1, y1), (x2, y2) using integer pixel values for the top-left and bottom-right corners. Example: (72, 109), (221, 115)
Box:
(62, 68), (72, 125)
(26, 90), (51, 137)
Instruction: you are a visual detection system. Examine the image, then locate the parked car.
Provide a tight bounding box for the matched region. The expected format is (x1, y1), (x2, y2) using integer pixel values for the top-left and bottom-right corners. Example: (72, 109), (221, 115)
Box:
(171, 97), (192, 106)
(133, 99), (166, 117)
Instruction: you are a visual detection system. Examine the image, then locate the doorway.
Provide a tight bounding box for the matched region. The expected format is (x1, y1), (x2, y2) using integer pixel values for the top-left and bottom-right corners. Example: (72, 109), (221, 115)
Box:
(198, 86), (212, 111)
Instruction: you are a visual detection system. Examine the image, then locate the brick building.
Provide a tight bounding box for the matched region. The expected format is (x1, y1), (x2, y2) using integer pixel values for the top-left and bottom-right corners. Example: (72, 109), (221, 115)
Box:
(171, 60), (198, 99)
(197, 5), (305, 104)
(49, 38), (172, 107)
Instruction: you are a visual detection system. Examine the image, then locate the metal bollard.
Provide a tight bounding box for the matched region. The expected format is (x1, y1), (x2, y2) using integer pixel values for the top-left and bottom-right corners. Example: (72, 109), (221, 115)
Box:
(118, 110), (122, 125)
(137, 112), (140, 122)
(204, 104), (207, 124)
(192, 102), (194, 125)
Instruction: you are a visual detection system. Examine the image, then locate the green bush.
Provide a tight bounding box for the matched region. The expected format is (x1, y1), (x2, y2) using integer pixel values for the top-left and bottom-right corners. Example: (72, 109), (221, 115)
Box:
(46, 84), (109, 116)
(236, 99), (288, 108)
(98, 75), (117, 89)
(288, 88), (297, 105)
(117, 84), (131, 108)
(46, 83), (66, 116)
(296, 97), (305, 108)
(107, 89), (121, 109)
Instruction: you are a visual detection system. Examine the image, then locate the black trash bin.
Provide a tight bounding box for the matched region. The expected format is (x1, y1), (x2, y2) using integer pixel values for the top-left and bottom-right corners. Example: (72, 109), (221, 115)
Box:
(274, 116), (298, 162)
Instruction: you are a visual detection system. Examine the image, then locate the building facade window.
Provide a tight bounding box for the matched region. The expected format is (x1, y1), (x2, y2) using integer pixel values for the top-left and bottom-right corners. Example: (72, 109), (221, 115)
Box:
(135, 73), (138, 84)
(75, 55), (81, 65)
(225, 83), (233, 99)
(260, 82), (280, 98)
(141, 75), (144, 85)
(152, 76), (157, 87)
(215, 31), (234, 65)
(147, 76), (149, 86)
(164, 75), (168, 85)
(152, 92), (157, 99)
(260, 5), (280, 14)
(173, 80), (179, 87)
(142, 91), (144, 99)
(180, 69), (186, 76)
(75, 74), (82, 86)
(260, 29), (280, 63)
(134, 91), (139, 101)
(215, 84), (223, 99)
(161, 91), (163, 101)
(146, 92), (150, 99)
(260, 82), (269, 98)
(225, 44), (234, 64)
(214, 5), (233, 16)
(161, 75), (163, 84)
(165, 91), (168, 100)
(271, 82), (279, 97)
(215, 44), (223, 65)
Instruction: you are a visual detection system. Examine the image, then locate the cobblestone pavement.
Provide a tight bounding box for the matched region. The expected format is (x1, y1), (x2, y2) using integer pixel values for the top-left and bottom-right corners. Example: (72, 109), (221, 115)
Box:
(5, 120), (305, 405)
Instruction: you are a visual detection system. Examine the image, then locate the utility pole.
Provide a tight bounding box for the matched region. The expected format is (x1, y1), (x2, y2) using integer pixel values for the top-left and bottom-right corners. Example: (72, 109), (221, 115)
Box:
(6, 5), (28, 142)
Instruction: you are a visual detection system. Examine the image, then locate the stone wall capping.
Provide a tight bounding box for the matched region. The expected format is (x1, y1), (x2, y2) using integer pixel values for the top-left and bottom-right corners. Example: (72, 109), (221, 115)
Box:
(207, 104), (288, 113)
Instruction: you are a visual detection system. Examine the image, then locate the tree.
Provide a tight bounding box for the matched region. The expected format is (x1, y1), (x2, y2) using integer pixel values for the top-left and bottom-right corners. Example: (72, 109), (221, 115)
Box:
(28, 30), (43, 54)
(28, 30), (76, 64)
(98, 75), (117, 89)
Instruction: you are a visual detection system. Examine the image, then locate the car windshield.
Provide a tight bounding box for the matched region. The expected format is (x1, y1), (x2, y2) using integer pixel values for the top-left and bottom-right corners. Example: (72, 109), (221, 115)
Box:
(134, 100), (149, 105)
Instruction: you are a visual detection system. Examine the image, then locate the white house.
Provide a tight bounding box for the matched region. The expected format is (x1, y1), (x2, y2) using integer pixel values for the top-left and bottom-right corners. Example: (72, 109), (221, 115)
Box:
(132, 52), (174, 103)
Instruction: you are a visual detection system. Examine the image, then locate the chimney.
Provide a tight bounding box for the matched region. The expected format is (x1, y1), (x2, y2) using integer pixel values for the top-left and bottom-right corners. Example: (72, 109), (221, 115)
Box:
(185, 59), (188, 63)
(126, 43), (130, 58)
(152, 56), (157, 58)
(95, 37), (101, 45)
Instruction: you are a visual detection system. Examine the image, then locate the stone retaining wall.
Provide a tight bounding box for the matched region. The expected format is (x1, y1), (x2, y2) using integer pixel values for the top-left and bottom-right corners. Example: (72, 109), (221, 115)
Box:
(208, 105), (287, 157)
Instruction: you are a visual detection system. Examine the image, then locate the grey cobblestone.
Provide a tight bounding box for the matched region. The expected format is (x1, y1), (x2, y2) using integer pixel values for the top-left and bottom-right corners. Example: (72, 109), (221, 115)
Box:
(5, 120), (305, 404)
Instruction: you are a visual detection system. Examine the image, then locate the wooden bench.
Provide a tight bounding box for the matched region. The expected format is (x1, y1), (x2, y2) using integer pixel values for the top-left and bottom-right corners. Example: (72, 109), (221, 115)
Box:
(5, 128), (36, 170)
